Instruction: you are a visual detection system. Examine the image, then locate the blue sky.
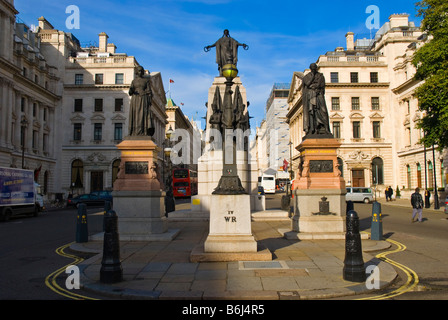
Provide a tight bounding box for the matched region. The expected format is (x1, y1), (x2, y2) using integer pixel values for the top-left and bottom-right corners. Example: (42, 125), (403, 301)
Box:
(15, 0), (421, 130)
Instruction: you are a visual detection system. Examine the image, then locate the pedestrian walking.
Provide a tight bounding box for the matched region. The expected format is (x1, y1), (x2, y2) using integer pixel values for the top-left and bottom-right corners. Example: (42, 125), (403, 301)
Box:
(411, 187), (424, 223)
(389, 186), (393, 201)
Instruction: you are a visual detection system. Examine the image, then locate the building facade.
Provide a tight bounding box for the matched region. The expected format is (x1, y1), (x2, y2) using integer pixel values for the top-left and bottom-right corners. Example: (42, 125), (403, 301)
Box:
(57, 32), (168, 195)
(0, 3), (197, 200)
(263, 83), (290, 181)
(165, 97), (201, 172)
(0, 1), (63, 198)
(287, 14), (447, 199)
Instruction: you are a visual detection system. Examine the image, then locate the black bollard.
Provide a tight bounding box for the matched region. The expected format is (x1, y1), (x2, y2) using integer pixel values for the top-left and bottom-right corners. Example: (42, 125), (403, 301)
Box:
(76, 203), (88, 243)
(346, 200), (354, 214)
(370, 201), (383, 241)
(343, 210), (366, 282)
(165, 190), (175, 215)
(100, 209), (123, 284)
(103, 201), (112, 231)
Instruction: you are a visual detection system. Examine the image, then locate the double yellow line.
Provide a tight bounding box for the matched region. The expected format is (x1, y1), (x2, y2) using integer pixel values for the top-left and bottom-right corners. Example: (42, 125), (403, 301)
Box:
(45, 242), (99, 300)
(358, 238), (419, 300)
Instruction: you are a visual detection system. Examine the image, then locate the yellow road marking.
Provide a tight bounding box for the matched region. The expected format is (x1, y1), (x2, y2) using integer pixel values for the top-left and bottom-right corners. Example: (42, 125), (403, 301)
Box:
(45, 242), (100, 300)
(358, 237), (419, 300)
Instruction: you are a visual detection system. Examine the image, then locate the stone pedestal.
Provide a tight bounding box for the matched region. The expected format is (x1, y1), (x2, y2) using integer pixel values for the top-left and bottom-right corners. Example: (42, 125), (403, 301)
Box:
(282, 138), (348, 240)
(112, 137), (179, 241)
(191, 193), (271, 262)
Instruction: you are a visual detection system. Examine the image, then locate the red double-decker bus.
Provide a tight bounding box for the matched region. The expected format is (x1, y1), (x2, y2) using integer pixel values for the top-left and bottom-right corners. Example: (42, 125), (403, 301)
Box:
(172, 168), (198, 198)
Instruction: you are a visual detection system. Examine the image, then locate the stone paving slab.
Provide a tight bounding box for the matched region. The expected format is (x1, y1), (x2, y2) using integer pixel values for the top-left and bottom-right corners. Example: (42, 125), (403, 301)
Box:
(73, 220), (396, 300)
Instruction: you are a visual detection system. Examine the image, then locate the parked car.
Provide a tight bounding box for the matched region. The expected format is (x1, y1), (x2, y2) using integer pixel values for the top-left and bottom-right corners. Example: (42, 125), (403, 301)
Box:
(90, 190), (113, 203)
(346, 187), (374, 203)
(67, 191), (112, 208)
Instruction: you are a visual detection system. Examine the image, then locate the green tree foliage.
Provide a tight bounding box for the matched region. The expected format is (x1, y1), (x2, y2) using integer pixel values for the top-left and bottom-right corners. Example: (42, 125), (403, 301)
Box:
(413, 0), (448, 149)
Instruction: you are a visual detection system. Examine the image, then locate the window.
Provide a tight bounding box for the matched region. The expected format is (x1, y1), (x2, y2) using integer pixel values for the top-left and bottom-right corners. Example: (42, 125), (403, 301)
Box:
(331, 97), (340, 110)
(33, 103), (37, 117)
(353, 121), (361, 138)
(74, 99), (83, 112)
(115, 73), (124, 84)
(428, 161), (434, 188)
(115, 98), (124, 112)
(95, 73), (104, 85)
(73, 123), (82, 141)
(114, 123), (123, 141)
(94, 123), (102, 141)
(43, 108), (47, 121)
(23, 67), (27, 77)
(373, 121), (381, 138)
(32, 130), (38, 149)
(21, 97), (25, 112)
(351, 97), (360, 110)
(330, 72), (339, 83)
(43, 134), (48, 153)
(332, 121), (341, 138)
(350, 72), (359, 83)
(75, 74), (83, 85)
(370, 72), (378, 83)
(372, 157), (384, 184)
(371, 97), (380, 110)
(71, 159), (84, 188)
(94, 99), (103, 112)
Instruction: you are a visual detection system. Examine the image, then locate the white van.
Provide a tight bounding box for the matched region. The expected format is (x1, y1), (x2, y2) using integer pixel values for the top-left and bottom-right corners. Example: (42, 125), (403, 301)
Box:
(346, 187), (374, 203)
(258, 175), (276, 194)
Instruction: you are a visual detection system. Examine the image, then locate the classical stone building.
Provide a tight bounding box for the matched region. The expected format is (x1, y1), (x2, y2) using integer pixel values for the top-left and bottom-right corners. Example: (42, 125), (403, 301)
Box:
(57, 32), (168, 195)
(287, 14), (446, 199)
(263, 83), (291, 181)
(165, 97), (201, 173)
(0, 1), (64, 197)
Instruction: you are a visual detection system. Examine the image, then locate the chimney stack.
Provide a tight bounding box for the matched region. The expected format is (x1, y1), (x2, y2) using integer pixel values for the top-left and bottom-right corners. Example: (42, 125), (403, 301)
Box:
(346, 32), (355, 51)
(107, 43), (117, 54)
(99, 32), (108, 52)
(38, 17), (54, 30)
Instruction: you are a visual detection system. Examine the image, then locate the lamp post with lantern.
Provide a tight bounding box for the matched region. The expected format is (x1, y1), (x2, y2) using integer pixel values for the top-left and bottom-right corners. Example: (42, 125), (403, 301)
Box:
(21, 118), (28, 169)
(163, 126), (175, 214)
(212, 64), (246, 195)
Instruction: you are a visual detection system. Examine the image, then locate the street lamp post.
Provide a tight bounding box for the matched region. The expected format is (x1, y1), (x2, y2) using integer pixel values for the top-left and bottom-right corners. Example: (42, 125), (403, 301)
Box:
(212, 64), (246, 195)
(21, 118), (28, 169)
(432, 144), (440, 210)
(164, 126), (175, 214)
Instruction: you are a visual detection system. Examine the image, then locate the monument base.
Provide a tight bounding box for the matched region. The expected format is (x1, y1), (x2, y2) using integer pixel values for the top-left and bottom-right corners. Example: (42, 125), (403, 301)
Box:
(283, 138), (350, 240)
(190, 243), (272, 262)
(190, 194), (271, 261)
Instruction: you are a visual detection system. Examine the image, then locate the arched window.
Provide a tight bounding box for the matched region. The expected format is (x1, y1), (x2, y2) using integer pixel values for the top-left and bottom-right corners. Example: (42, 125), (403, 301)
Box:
(71, 159), (84, 188)
(112, 159), (121, 186)
(416, 163), (422, 188)
(372, 157), (384, 185)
